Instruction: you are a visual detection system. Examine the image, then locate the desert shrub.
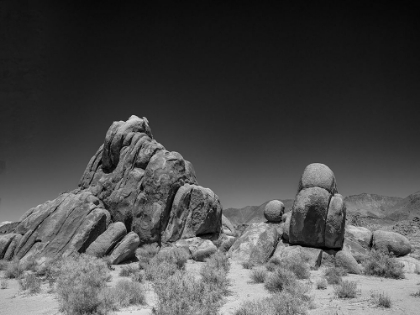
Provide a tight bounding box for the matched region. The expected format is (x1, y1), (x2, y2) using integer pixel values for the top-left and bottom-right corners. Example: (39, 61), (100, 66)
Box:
(56, 254), (111, 315)
(363, 250), (404, 279)
(206, 251), (230, 273)
(412, 288), (420, 297)
(145, 260), (178, 282)
(136, 244), (160, 269)
(242, 261), (255, 269)
(251, 267), (267, 283)
(316, 278), (327, 290)
(0, 260), (9, 270)
(22, 258), (38, 272)
(288, 262), (310, 279)
(371, 291), (391, 308)
(324, 267), (347, 285)
(18, 273), (41, 294)
(154, 247), (189, 270)
(36, 258), (63, 287)
(112, 279), (146, 307)
(1, 278), (8, 289)
(268, 254), (311, 279)
(102, 256), (114, 270)
(130, 270), (144, 283)
(119, 264), (138, 277)
(334, 280), (358, 299)
(235, 291), (309, 315)
(4, 259), (24, 279)
(264, 267), (297, 293)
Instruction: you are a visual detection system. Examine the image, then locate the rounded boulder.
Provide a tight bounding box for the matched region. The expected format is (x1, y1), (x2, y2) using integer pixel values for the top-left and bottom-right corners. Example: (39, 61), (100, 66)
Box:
(372, 230), (411, 257)
(298, 163), (337, 194)
(264, 200), (285, 223)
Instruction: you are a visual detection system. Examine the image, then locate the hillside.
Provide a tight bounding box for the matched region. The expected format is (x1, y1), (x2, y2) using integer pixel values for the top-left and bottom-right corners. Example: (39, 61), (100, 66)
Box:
(223, 199), (294, 226)
(224, 192), (420, 225)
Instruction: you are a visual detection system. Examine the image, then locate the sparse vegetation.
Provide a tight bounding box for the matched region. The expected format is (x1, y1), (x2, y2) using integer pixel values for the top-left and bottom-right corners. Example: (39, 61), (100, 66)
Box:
(18, 273), (41, 294)
(264, 267), (297, 293)
(119, 264), (138, 277)
(334, 280), (358, 299)
(412, 288), (420, 297)
(371, 291), (392, 308)
(251, 267), (267, 283)
(56, 254), (112, 315)
(4, 259), (24, 279)
(316, 277), (328, 290)
(242, 261), (255, 269)
(324, 267), (346, 285)
(136, 244), (160, 270)
(0, 259), (9, 270)
(112, 279), (146, 307)
(1, 278), (8, 289)
(363, 250), (404, 279)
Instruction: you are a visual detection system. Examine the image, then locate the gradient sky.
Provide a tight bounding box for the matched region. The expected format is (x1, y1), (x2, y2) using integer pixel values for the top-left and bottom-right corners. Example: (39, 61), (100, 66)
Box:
(1, 2), (419, 222)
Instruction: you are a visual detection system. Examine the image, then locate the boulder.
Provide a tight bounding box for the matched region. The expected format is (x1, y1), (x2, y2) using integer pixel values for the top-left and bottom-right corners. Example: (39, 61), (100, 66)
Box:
(219, 235), (236, 252)
(282, 211), (291, 242)
(0, 222), (19, 234)
(395, 256), (420, 274)
(345, 225), (373, 249)
(0, 234), (18, 259)
(161, 184), (223, 242)
(324, 194), (346, 249)
(372, 230), (411, 257)
(4, 234), (22, 260)
(228, 223), (279, 264)
(222, 215), (236, 236)
(85, 222), (127, 257)
(271, 242), (322, 268)
(289, 187), (331, 248)
(174, 237), (217, 261)
(264, 200), (285, 223)
(12, 191), (110, 261)
(110, 232), (140, 264)
(335, 249), (362, 274)
(343, 237), (370, 263)
(298, 163), (337, 194)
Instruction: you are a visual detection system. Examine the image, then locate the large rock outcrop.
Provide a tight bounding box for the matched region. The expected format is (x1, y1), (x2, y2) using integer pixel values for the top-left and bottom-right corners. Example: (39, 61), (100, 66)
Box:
(289, 163), (346, 249)
(4, 115), (223, 263)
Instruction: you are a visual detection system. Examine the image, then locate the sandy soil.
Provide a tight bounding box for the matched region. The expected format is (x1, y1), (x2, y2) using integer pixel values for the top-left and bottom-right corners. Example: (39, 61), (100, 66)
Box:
(1, 261), (420, 315)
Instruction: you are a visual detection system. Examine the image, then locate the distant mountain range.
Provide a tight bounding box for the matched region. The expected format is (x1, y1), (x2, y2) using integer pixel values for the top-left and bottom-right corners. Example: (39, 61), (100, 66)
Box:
(223, 192), (420, 225)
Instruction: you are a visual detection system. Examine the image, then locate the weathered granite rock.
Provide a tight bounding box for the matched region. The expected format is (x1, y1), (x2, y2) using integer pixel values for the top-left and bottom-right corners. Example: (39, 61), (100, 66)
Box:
(85, 222), (127, 257)
(282, 211), (291, 242)
(289, 163), (345, 249)
(0, 234), (17, 259)
(4, 234), (22, 260)
(298, 163), (337, 194)
(110, 232), (140, 264)
(222, 215), (236, 236)
(264, 200), (285, 223)
(271, 242), (322, 268)
(162, 184), (223, 242)
(345, 225), (373, 249)
(289, 187), (331, 248)
(343, 237), (370, 263)
(12, 191), (110, 261)
(0, 222), (19, 234)
(325, 194), (346, 249)
(228, 223), (279, 263)
(219, 235), (236, 252)
(372, 230), (411, 257)
(174, 237), (217, 261)
(335, 249), (362, 274)
(395, 256), (420, 274)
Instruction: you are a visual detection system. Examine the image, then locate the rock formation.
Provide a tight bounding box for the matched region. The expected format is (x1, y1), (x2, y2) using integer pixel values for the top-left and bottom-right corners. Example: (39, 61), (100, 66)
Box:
(263, 200), (285, 223)
(289, 163), (346, 249)
(1, 115), (223, 264)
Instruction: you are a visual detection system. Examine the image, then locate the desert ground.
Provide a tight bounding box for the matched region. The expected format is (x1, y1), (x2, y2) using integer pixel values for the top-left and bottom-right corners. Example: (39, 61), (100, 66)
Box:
(1, 259), (420, 315)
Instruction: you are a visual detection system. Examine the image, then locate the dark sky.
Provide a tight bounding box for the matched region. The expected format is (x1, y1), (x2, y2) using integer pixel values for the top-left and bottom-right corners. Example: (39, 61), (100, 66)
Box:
(1, 1), (419, 222)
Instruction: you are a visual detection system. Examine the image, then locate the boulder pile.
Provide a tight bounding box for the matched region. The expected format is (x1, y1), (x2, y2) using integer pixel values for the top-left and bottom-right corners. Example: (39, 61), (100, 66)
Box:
(0, 115), (223, 264)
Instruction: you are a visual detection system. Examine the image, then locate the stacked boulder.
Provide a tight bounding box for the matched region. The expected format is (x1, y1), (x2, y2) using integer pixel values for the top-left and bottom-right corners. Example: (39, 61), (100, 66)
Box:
(0, 115), (223, 264)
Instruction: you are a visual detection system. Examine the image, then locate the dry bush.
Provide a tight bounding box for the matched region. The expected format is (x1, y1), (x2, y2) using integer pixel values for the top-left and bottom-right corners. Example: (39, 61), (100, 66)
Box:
(242, 261), (255, 269)
(323, 267), (346, 285)
(4, 259), (24, 279)
(18, 273), (41, 294)
(136, 244), (160, 270)
(316, 278), (327, 290)
(363, 250), (404, 279)
(264, 267), (297, 293)
(35, 258), (63, 287)
(334, 280), (358, 299)
(0, 260), (9, 270)
(267, 253), (310, 279)
(145, 260), (178, 282)
(22, 258), (38, 272)
(1, 278), (8, 289)
(112, 279), (146, 307)
(130, 270), (144, 283)
(235, 291), (309, 315)
(200, 254), (230, 296)
(56, 255), (111, 315)
(119, 264), (138, 277)
(251, 267), (267, 283)
(371, 291), (391, 308)
(412, 288), (420, 297)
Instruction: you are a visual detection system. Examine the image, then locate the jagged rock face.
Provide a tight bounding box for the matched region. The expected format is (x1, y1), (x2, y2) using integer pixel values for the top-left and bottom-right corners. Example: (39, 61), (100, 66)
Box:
(85, 222), (127, 258)
(5, 115), (222, 263)
(14, 191), (110, 262)
(289, 163), (346, 249)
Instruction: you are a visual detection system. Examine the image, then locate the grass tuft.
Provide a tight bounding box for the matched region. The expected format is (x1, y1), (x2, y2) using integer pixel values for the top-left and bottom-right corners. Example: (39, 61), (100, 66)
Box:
(18, 273), (41, 294)
(334, 280), (358, 299)
(316, 277), (328, 290)
(371, 291), (392, 308)
(363, 250), (404, 279)
(250, 267), (267, 283)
